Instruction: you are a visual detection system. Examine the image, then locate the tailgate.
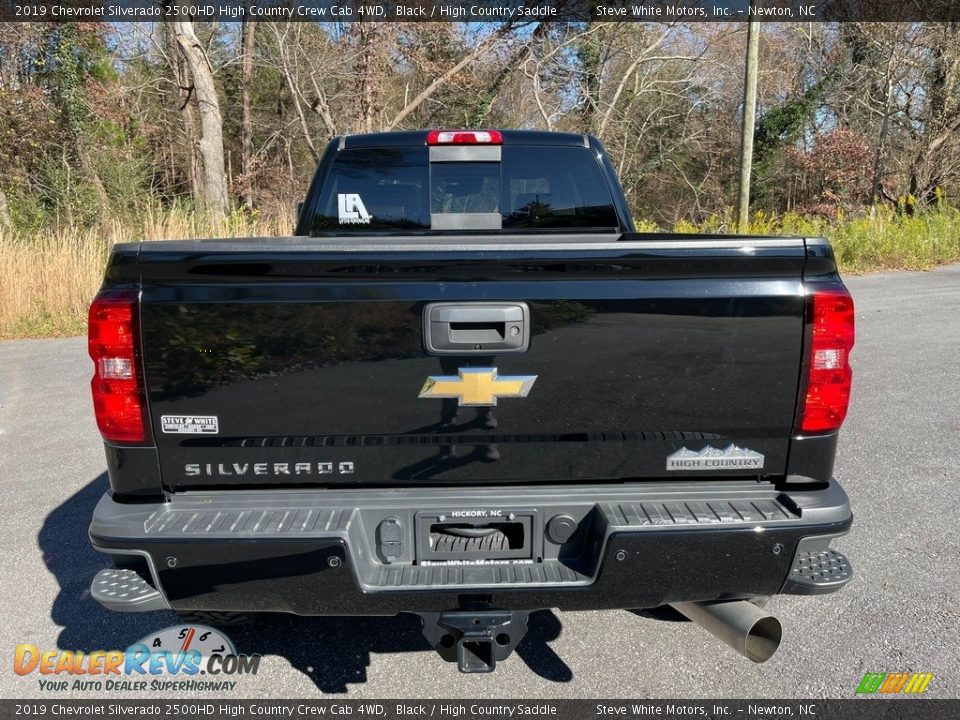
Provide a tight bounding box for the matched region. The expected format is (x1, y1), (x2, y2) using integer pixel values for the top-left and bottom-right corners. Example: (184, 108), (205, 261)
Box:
(137, 236), (808, 490)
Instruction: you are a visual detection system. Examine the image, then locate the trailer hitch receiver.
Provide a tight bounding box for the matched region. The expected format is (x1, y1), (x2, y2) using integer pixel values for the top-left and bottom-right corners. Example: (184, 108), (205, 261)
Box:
(418, 609), (529, 673)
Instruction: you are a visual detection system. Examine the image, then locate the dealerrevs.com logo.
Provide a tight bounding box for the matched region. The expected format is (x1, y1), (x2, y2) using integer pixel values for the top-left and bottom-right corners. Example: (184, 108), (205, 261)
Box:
(14, 625), (259, 692)
(856, 672), (934, 695)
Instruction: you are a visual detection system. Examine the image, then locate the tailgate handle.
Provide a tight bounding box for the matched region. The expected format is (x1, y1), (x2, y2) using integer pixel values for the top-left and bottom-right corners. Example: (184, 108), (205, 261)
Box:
(424, 302), (530, 355)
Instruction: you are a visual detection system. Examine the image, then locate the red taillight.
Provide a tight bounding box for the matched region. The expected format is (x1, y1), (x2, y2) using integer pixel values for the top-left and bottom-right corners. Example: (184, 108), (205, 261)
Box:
(799, 287), (855, 434)
(426, 129), (503, 145)
(88, 291), (148, 443)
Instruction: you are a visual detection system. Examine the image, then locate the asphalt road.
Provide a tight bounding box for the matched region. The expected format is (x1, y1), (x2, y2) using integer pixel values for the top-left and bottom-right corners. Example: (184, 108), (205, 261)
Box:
(1, 265), (958, 699)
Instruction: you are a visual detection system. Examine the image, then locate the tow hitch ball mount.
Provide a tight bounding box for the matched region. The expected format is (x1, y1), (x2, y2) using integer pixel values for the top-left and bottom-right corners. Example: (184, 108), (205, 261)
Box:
(418, 610), (530, 673)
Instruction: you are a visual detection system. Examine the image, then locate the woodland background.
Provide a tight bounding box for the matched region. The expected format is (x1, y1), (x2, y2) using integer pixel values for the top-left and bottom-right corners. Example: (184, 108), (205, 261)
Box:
(2, 19), (960, 336)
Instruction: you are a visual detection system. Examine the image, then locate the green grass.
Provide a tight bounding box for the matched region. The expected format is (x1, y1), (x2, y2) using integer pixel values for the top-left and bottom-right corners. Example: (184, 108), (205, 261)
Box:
(666, 205), (960, 274)
(9, 312), (87, 339)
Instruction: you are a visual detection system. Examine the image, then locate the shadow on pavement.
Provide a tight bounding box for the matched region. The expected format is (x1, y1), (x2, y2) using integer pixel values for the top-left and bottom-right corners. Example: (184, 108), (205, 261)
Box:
(38, 473), (572, 692)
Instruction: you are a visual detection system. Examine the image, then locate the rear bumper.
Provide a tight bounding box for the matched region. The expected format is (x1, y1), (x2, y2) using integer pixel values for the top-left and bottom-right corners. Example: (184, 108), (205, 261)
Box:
(89, 480), (853, 615)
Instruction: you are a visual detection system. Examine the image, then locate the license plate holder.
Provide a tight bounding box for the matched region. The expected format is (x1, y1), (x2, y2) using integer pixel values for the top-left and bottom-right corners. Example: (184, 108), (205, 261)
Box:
(415, 510), (535, 563)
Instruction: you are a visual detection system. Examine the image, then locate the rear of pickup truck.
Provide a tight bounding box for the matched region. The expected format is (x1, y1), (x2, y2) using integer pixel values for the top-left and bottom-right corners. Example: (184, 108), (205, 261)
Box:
(87, 130), (854, 671)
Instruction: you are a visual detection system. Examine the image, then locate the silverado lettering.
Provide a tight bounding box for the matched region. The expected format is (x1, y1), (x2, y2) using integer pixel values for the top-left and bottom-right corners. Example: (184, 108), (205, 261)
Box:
(86, 129), (855, 673)
(183, 462), (355, 477)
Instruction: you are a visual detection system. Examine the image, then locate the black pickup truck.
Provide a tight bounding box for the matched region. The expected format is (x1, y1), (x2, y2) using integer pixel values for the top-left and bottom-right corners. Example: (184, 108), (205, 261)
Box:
(87, 129), (854, 672)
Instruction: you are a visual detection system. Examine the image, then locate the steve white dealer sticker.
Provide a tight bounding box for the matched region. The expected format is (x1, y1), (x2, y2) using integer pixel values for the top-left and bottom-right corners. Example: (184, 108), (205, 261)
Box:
(161, 415), (219, 434)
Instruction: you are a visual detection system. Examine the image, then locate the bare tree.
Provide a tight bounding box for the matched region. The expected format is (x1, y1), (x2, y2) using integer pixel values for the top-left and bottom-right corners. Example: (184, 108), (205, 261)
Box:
(171, 15), (229, 216)
(469, 25), (546, 126)
(353, 21), (390, 133)
(521, 26), (598, 131)
(907, 23), (960, 205)
(384, 24), (518, 130)
(240, 14), (256, 208)
(271, 23), (322, 163)
(163, 22), (202, 201)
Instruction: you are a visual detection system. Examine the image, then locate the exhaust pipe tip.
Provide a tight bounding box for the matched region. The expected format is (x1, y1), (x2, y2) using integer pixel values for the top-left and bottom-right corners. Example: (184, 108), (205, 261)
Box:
(742, 614), (782, 663)
(669, 600), (782, 664)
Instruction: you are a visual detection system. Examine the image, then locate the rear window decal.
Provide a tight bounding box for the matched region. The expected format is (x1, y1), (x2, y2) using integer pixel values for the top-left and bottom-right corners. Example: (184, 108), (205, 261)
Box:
(338, 193), (372, 224)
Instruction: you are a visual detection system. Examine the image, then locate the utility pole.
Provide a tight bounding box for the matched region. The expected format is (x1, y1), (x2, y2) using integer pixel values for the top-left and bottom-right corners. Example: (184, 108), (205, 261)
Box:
(737, 10), (760, 233)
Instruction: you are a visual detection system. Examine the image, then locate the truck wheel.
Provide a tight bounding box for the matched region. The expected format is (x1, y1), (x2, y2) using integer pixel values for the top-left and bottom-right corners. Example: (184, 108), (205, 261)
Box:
(175, 611), (256, 627)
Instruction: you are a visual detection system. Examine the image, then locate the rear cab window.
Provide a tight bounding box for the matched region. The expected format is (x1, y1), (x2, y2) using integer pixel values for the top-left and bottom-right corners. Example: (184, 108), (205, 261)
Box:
(307, 144), (621, 234)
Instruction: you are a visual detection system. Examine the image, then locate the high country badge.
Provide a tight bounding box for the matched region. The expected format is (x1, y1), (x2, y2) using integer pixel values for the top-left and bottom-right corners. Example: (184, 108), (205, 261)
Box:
(666, 444), (765, 471)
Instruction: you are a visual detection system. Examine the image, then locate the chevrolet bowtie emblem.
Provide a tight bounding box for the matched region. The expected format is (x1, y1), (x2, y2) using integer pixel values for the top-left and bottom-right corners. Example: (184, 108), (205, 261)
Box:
(418, 368), (537, 407)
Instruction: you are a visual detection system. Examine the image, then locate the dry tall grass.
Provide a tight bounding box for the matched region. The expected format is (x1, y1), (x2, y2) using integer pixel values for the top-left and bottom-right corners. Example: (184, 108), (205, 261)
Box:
(0, 207), (292, 339)
(2, 205), (958, 339)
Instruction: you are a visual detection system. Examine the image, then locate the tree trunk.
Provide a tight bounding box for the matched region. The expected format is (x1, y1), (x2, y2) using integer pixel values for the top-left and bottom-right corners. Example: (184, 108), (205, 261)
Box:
(870, 72), (893, 207)
(172, 17), (229, 217)
(353, 21), (385, 133)
(76, 143), (111, 210)
(577, 28), (605, 134)
(240, 16), (256, 209)
(165, 22), (201, 201)
(0, 186), (12, 233)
